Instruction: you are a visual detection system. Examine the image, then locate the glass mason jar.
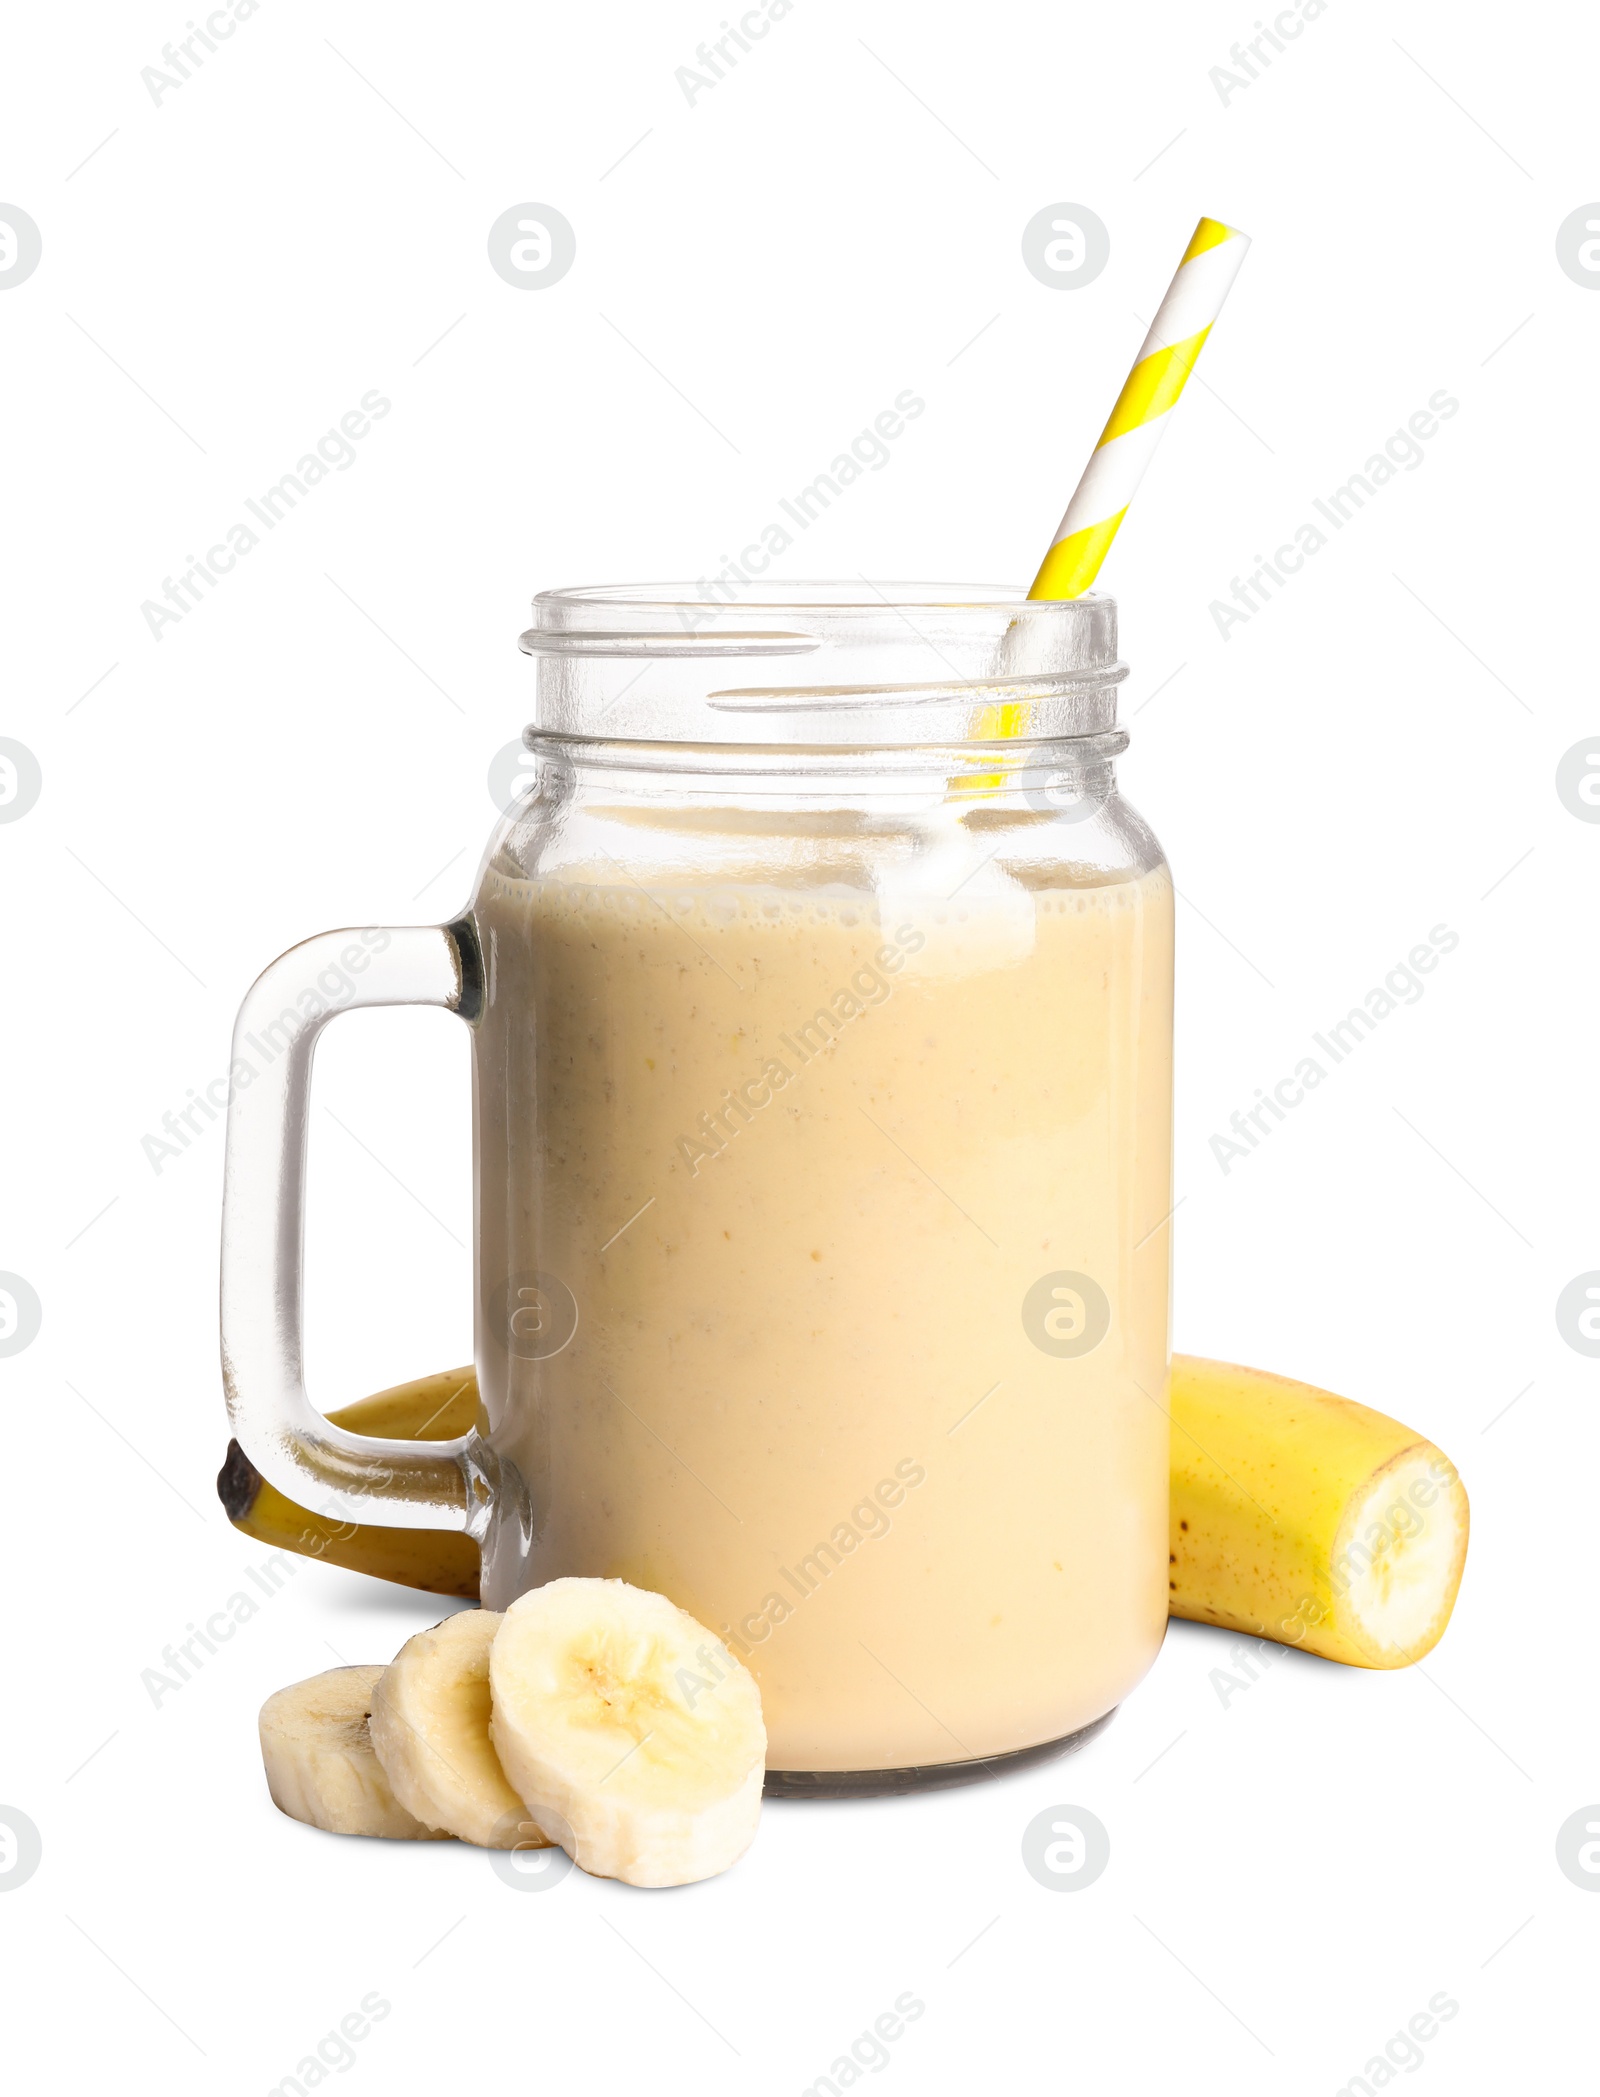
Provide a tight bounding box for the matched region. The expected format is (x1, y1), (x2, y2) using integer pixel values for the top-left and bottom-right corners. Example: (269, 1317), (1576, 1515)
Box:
(220, 583), (1174, 1793)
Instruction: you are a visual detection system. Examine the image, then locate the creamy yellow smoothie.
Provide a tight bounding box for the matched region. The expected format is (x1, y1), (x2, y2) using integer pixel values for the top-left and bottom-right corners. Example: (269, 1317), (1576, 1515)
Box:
(471, 853), (1174, 1772)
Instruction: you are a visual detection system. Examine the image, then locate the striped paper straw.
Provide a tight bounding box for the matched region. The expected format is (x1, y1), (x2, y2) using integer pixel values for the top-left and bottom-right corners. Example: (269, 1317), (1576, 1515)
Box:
(1028, 216), (1251, 601)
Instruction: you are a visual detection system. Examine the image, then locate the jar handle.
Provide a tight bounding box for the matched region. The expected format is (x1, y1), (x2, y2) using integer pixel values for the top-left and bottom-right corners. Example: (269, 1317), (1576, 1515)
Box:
(219, 922), (491, 1533)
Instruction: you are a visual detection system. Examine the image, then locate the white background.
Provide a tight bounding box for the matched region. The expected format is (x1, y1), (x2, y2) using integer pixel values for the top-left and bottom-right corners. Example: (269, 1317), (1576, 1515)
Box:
(2, 0), (1595, 2089)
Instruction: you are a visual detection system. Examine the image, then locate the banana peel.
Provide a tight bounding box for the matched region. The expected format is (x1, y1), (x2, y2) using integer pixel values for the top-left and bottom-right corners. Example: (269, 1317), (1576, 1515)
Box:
(219, 1357), (1468, 1662)
(217, 1367), (480, 1598)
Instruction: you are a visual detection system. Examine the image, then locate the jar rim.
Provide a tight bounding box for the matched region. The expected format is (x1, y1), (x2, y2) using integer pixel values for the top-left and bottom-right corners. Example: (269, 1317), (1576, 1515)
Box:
(531, 579), (1112, 616)
(519, 581), (1125, 747)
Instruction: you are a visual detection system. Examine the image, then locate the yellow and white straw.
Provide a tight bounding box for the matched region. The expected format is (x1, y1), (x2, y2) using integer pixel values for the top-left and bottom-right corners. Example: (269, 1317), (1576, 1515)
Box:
(1028, 216), (1251, 601)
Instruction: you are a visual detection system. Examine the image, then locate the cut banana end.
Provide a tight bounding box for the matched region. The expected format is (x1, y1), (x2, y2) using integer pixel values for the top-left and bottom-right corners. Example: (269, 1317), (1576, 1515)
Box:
(1169, 1355), (1470, 1668)
(489, 1578), (766, 1888)
(1332, 1445), (1469, 1663)
(370, 1611), (551, 1850)
(259, 1666), (453, 1839)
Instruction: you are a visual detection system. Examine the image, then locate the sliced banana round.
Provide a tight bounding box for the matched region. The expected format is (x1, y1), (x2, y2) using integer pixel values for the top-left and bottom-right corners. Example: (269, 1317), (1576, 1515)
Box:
(489, 1577), (766, 1888)
(259, 1665), (452, 1840)
(369, 1610), (551, 1850)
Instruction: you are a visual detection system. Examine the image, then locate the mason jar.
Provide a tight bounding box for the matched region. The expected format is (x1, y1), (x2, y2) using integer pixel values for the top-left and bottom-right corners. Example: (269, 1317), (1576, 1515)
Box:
(221, 582), (1174, 1793)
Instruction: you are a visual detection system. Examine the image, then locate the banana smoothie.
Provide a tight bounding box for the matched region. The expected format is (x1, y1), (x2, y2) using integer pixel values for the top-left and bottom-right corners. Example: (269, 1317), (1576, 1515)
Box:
(471, 854), (1174, 1773)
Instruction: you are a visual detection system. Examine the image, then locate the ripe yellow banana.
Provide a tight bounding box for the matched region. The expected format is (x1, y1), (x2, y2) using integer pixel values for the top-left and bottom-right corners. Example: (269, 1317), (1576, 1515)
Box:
(217, 1367), (481, 1598)
(220, 1357), (1467, 1666)
(1168, 1354), (1468, 1667)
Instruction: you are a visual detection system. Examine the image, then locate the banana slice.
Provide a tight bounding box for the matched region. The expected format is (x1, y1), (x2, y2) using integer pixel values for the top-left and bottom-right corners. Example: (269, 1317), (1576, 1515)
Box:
(259, 1665), (452, 1839)
(370, 1611), (551, 1850)
(489, 1578), (766, 1887)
